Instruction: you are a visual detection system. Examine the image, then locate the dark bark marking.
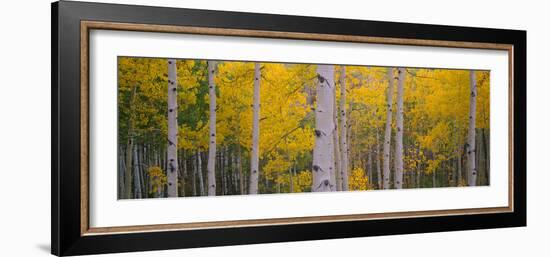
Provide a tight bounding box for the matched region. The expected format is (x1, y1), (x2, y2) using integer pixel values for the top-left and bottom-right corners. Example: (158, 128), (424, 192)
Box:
(317, 74), (326, 84)
(314, 130), (326, 137)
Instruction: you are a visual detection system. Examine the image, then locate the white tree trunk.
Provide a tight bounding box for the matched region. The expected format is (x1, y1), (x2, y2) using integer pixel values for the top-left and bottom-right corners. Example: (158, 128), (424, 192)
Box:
(394, 68), (405, 189)
(312, 64), (336, 192)
(192, 152), (197, 196)
(224, 146), (229, 194)
(367, 147), (373, 187)
(207, 61), (217, 196)
(383, 68), (395, 189)
(333, 83), (342, 191)
(118, 146), (125, 197)
(197, 151), (205, 195)
(133, 145), (142, 198)
(339, 66), (349, 191)
(124, 139), (134, 199)
(123, 86), (137, 199)
(376, 128), (382, 189)
(249, 63), (261, 194)
(167, 59), (178, 197)
(467, 70), (477, 186)
(237, 144), (244, 194)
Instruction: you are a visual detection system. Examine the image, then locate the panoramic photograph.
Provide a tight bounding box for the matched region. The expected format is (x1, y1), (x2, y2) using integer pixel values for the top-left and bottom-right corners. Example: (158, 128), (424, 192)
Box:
(117, 57), (490, 199)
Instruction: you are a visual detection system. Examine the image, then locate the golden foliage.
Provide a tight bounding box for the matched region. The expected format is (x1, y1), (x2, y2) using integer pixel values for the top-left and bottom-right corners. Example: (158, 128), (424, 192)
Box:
(119, 57), (491, 194)
(147, 166), (167, 194)
(348, 167), (369, 191)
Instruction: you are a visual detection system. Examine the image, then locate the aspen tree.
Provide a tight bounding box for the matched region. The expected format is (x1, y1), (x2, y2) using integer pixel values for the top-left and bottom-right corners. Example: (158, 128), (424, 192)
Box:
(167, 59), (178, 197)
(383, 68), (394, 189)
(340, 66), (349, 191)
(207, 61), (217, 196)
(312, 64), (336, 192)
(249, 63), (261, 194)
(394, 68), (405, 189)
(467, 70), (477, 186)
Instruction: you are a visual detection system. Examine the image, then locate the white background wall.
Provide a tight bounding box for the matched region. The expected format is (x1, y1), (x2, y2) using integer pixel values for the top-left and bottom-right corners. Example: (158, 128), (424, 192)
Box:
(0, 0), (547, 256)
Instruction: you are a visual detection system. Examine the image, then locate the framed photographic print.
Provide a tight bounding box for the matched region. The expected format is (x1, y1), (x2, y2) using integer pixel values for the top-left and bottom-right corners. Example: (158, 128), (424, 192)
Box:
(51, 1), (526, 256)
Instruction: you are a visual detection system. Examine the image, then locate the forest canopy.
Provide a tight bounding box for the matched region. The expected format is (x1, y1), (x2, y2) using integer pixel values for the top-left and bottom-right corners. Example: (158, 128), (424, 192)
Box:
(117, 57), (490, 199)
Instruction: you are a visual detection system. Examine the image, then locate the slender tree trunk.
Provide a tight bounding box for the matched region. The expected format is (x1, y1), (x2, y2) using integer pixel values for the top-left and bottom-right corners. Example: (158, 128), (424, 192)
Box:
(312, 64), (336, 192)
(219, 148), (224, 195)
(166, 59), (179, 197)
(482, 129), (490, 185)
(249, 63), (261, 194)
(197, 151), (205, 195)
(417, 146), (422, 188)
(383, 68), (395, 189)
(467, 70), (477, 186)
(153, 150), (159, 197)
(376, 128), (382, 189)
(476, 129), (483, 186)
(237, 144), (244, 194)
(179, 150), (186, 197)
(206, 61), (217, 196)
(133, 145), (142, 198)
(232, 151), (238, 193)
(394, 68), (405, 189)
(339, 66), (349, 191)
(333, 83), (342, 191)
(143, 146), (149, 197)
(367, 146), (373, 188)
(192, 152), (197, 196)
(227, 148), (231, 195)
(142, 147), (147, 196)
(124, 85), (137, 199)
(118, 146), (125, 197)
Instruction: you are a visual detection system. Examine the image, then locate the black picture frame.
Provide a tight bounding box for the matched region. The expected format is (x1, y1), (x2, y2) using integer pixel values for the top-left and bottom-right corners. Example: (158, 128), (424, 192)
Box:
(52, 1), (526, 256)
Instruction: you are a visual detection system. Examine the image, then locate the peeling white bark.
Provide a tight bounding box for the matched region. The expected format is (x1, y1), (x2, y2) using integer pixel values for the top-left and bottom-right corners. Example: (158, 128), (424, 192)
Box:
(339, 66), (349, 191)
(249, 63), (261, 194)
(167, 59), (178, 197)
(312, 64), (336, 192)
(376, 128), (382, 189)
(333, 83), (342, 191)
(197, 151), (205, 196)
(467, 70), (477, 186)
(383, 68), (394, 189)
(207, 61), (217, 196)
(394, 68), (405, 189)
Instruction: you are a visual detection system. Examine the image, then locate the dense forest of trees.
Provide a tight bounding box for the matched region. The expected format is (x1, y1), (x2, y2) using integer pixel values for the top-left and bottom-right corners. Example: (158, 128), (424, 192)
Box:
(117, 57), (490, 199)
